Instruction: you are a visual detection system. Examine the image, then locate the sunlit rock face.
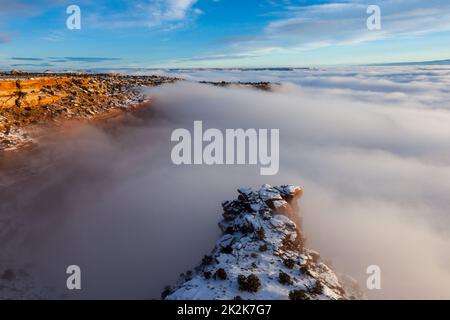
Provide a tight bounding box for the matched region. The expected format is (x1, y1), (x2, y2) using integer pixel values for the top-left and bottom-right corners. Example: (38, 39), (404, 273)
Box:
(165, 184), (361, 300)
(0, 72), (178, 150)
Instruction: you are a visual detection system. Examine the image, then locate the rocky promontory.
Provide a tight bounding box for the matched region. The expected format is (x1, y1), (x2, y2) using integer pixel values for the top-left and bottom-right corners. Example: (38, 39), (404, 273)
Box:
(0, 71), (285, 151)
(164, 184), (362, 300)
(0, 71), (179, 150)
(199, 81), (276, 91)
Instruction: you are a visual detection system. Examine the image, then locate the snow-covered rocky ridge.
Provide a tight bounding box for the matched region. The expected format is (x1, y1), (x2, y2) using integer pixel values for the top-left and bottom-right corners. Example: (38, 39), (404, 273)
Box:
(164, 184), (361, 300)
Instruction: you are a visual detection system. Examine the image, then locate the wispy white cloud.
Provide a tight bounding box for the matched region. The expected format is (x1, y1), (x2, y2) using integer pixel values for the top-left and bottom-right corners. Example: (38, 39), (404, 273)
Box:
(40, 30), (65, 42)
(87, 0), (201, 31)
(139, 0), (201, 28)
(163, 0), (200, 20)
(206, 0), (450, 62)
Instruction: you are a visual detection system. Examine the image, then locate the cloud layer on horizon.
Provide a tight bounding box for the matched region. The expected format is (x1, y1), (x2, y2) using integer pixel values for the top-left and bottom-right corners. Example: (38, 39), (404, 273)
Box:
(143, 72), (450, 299)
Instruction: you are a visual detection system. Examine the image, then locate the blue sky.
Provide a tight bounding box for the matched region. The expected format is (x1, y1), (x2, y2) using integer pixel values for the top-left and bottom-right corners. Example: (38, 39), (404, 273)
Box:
(0, 0), (450, 70)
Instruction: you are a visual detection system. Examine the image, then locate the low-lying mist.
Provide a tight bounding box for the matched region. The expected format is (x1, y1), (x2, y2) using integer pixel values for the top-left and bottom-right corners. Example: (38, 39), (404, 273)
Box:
(144, 81), (450, 299)
(1, 74), (450, 299)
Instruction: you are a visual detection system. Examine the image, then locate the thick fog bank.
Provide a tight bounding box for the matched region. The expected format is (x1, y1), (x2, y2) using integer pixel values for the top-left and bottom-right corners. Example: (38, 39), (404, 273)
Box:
(1, 68), (450, 299)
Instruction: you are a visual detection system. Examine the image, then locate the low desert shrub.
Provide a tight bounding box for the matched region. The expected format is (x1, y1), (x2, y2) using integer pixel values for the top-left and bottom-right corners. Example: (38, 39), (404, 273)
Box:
(311, 281), (324, 295)
(238, 274), (261, 292)
(278, 272), (293, 285)
(289, 290), (309, 300)
(256, 228), (266, 240)
(283, 259), (296, 269)
(214, 268), (228, 280)
(202, 255), (214, 265)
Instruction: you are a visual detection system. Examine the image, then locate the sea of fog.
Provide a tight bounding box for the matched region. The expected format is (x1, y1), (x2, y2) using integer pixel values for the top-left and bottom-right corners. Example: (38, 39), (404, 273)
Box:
(1, 67), (450, 299)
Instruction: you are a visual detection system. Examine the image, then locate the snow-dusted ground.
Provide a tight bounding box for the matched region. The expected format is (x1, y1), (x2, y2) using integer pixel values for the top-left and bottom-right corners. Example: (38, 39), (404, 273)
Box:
(166, 185), (361, 300)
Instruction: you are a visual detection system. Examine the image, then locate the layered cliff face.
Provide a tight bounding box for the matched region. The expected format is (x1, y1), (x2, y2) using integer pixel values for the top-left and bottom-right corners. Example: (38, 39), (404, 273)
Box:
(0, 72), (178, 150)
(164, 185), (361, 300)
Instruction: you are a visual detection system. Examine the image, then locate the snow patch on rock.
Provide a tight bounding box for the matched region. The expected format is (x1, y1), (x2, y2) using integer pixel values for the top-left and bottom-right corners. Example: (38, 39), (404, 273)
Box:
(165, 184), (361, 300)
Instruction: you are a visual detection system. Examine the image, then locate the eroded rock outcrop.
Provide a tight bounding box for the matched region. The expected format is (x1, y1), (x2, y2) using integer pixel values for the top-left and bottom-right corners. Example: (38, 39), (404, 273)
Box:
(164, 184), (361, 300)
(0, 72), (179, 150)
(199, 81), (276, 91)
